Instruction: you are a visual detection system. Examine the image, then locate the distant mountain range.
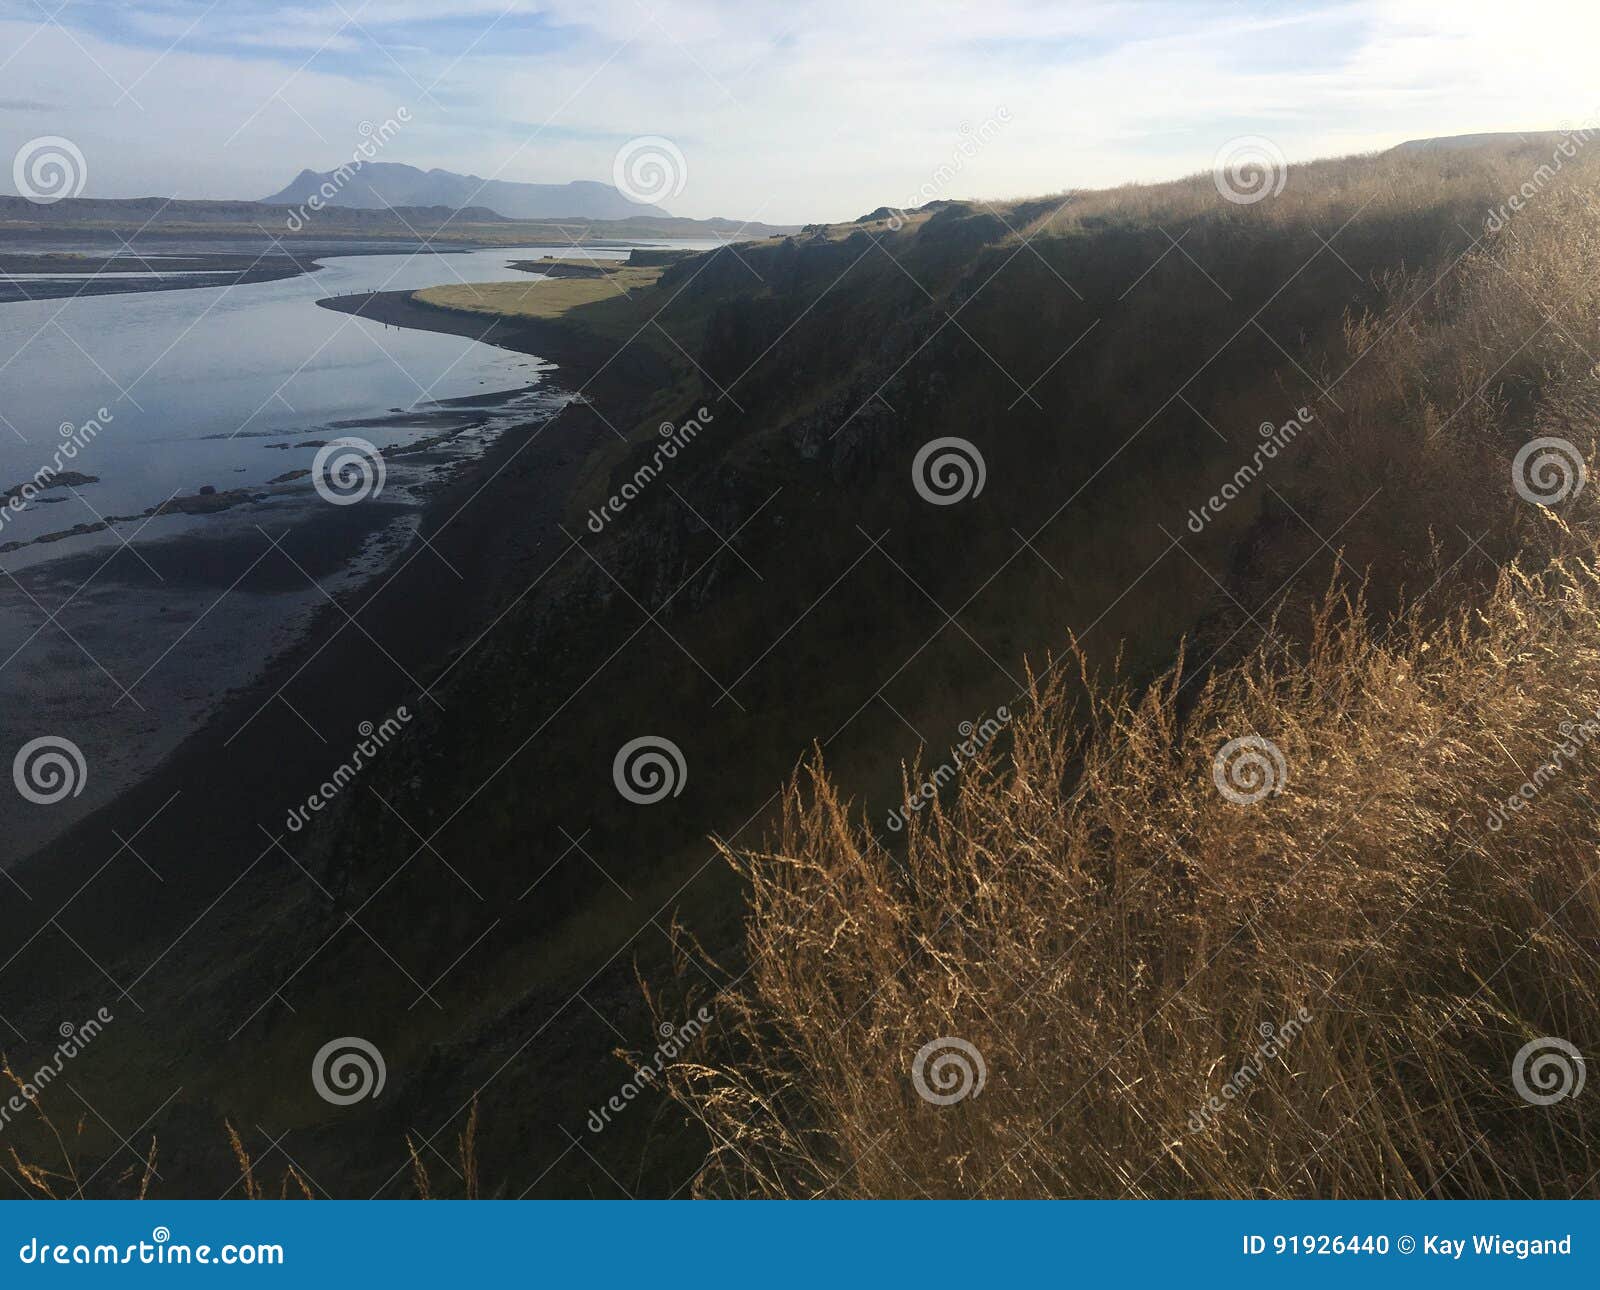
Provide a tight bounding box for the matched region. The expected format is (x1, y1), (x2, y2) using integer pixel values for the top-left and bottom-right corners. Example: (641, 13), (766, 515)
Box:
(0, 194), (508, 227)
(0, 194), (796, 244)
(1390, 130), (1572, 153)
(262, 162), (668, 221)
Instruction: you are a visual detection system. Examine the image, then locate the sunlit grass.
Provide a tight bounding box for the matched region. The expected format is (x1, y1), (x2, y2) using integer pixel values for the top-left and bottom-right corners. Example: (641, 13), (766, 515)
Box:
(415, 265), (664, 331)
(660, 144), (1600, 1199)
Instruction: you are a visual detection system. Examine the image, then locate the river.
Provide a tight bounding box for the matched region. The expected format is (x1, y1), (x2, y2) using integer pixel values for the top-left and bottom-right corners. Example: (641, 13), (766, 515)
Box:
(0, 238), (710, 861)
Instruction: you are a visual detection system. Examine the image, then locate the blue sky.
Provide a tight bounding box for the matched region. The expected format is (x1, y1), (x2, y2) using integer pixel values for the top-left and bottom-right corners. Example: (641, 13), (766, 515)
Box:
(1, 0), (1596, 222)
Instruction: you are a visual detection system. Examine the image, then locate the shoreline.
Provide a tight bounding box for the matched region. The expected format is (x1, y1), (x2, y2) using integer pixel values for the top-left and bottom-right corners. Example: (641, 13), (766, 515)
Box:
(318, 287), (679, 415)
(8, 294), (609, 906)
(0, 242), (484, 305)
(316, 287), (620, 373)
(0, 282), (651, 1194)
(0, 252), (324, 304)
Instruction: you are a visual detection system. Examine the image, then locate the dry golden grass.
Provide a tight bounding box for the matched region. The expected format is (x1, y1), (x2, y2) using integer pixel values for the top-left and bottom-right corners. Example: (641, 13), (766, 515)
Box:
(407, 1098), (481, 1200)
(2, 1059), (159, 1199)
(13, 137), (1599, 1203)
(0, 1059), (475, 1199)
(415, 266), (663, 327)
(665, 561), (1600, 1197)
(660, 139), (1600, 1198)
(226, 1122), (315, 1200)
(1016, 137), (1573, 238)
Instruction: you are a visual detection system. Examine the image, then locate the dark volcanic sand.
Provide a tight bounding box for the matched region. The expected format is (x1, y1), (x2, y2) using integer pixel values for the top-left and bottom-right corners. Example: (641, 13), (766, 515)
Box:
(5, 296), (609, 942)
(0, 286), (662, 1198)
(0, 251), (327, 304)
(0, 242), (482, 304)
(316, 289), (643, 376)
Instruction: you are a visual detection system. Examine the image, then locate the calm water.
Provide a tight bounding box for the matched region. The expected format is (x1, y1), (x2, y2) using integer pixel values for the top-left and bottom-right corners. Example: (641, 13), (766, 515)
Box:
(0, 239), (712, 860)
(0, 242), (711, 555)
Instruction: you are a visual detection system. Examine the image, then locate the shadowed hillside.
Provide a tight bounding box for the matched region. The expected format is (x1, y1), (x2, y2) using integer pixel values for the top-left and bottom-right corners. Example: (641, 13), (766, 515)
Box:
(9, 134), (1599, 1198)
(658, 140), (1600, 1197)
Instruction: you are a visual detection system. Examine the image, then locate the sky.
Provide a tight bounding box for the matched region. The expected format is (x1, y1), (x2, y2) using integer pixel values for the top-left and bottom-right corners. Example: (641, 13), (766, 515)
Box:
(2, 0), (1598, 225)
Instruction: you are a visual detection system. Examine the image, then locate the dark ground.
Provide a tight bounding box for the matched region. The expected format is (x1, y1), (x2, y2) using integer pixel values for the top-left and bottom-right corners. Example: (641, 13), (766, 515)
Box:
(0, 293), (647, 1196)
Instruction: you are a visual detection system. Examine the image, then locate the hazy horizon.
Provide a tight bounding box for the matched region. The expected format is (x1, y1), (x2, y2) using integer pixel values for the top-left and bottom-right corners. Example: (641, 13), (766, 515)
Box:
(6, 0), (1600, 1224)
(3, 0), (1598, 224)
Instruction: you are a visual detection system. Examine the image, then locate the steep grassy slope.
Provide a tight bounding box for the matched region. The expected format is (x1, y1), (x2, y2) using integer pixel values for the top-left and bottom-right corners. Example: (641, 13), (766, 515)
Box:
(306, 139), (1600, 1196)
(9, 136), (1596, 1197)
(661, 146), (1600, 1197)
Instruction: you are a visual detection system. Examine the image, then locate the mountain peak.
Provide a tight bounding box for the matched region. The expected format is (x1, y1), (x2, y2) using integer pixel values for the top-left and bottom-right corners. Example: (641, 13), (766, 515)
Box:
(261, 163), (669, 220)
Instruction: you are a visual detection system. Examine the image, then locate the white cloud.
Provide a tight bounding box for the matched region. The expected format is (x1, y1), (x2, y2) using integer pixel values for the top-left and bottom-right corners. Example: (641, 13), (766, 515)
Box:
(1, 1), (1597, 222)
